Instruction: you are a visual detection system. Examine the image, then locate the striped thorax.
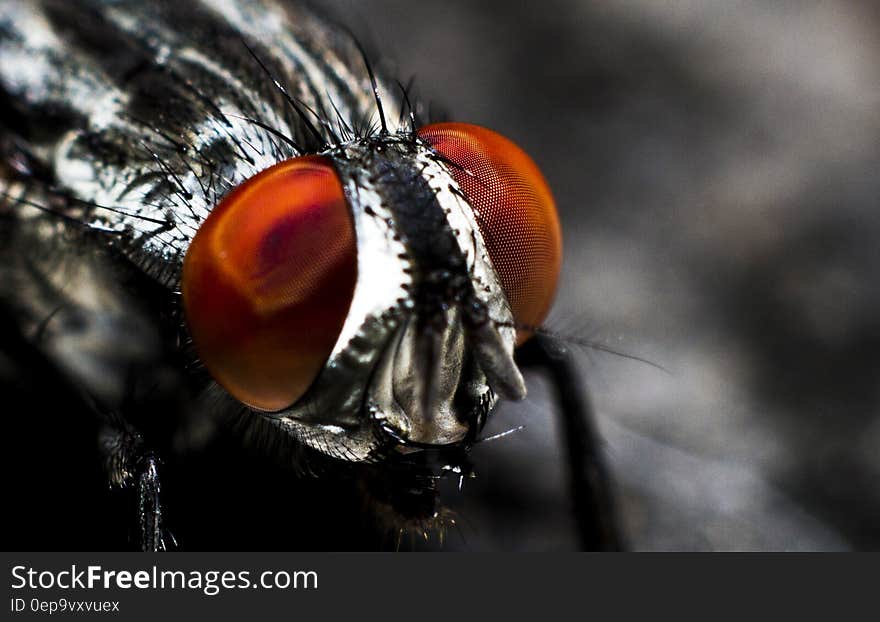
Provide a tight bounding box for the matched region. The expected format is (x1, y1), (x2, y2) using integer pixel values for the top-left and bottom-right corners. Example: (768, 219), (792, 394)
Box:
(0, 0), (561, 464)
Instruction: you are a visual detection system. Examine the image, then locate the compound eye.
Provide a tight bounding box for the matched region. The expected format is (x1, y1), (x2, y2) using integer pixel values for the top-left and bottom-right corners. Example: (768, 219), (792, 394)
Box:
(417, 122), (562, 343)
(182, 156), (357, 412)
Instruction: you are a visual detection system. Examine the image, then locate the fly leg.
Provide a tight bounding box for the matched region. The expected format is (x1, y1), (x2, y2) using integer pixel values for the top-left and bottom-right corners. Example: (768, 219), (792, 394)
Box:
(516, 334), (624, 551)
(0, 215), (185, 551)
(99, 417), (171, 551)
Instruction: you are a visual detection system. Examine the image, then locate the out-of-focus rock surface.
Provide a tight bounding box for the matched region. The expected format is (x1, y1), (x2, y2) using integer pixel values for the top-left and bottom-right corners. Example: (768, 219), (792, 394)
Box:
(325, 0), (880, 550)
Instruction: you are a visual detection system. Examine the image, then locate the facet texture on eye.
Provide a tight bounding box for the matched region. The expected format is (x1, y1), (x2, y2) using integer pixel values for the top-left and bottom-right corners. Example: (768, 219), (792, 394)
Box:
(182, 156), (357, 412)
(417, 122), (562, 342)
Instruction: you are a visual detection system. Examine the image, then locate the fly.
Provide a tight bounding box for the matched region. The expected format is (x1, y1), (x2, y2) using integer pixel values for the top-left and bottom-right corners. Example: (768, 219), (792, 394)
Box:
(0, 0), (621, 550)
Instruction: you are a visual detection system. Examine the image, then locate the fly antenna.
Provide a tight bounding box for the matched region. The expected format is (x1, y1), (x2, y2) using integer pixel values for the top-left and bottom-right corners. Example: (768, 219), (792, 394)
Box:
(499, 321), (671, 375)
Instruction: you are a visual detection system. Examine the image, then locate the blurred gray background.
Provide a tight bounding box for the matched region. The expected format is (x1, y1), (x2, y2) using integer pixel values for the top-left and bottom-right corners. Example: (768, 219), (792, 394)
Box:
(322, 0), (880, 550)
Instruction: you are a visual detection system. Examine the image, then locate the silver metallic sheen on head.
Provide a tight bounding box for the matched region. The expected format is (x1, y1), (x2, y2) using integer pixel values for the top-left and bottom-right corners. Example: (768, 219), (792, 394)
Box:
(272, 135), (525, 461)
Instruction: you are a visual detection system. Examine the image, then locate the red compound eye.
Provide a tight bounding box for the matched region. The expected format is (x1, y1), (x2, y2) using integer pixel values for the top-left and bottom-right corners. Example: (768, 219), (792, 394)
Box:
(182, 156), (357, 412)
(417, 122), (562, 343)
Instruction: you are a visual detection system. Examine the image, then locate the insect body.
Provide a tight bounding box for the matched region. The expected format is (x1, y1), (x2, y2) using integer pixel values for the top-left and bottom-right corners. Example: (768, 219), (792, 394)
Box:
(1, 0), (613, 550)
(183, 123), (562, 461)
